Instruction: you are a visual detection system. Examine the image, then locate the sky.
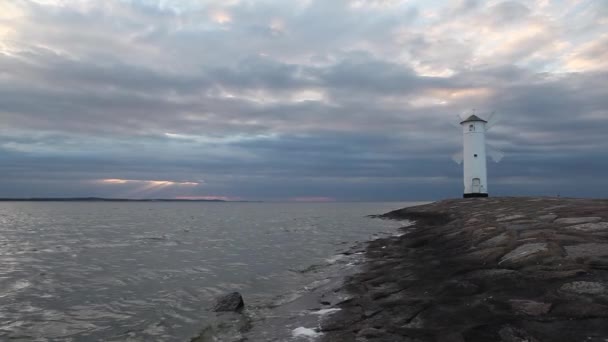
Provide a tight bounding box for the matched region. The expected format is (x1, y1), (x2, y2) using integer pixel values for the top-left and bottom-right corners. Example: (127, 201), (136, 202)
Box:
(0, 0), (607, 201)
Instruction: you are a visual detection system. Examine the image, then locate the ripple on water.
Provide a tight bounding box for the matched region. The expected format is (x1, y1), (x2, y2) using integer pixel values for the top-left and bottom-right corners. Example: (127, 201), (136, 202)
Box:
(0, 201), (415, 341)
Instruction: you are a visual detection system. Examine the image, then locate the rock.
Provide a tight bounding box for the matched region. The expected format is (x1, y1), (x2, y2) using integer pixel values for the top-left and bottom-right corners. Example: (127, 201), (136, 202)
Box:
(564, 222), (608, 232)
(356, 327), (386, 338)
(565, 243), (608, 259)
(538, 214), (557, 222)
(551, 302), (608, 318)
(478, 232), (511, 248)
(508, 299), (551, 316)
(498, 243), (548, 266)
(191, 312), (251, 342)
(498, 325), (539, 342)
(554, 217), (602, 225)
(497, 215), (526, 222)
(505, 223), (536, 231)
(462, 246), (507, 264)
(560, 281), (606, 295)
(441, 280), (480, 296)
(319, 306), (363, 331)
(524, 268), (586, 280)
(213, 292), (245, 312)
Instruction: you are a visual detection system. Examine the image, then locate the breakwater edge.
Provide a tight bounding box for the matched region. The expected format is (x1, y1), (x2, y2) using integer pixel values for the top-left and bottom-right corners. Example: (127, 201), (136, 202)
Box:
(249, 197), (608, 342)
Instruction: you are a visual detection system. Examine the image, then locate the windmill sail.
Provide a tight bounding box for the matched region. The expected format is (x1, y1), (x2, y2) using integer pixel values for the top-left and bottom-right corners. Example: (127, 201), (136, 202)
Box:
(485, 111), (501, 131)
(487, 145), (504, 163)
(451, 151), (464, 164)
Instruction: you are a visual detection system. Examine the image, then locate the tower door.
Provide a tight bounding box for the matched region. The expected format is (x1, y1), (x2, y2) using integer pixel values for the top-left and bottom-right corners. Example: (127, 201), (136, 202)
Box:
(472, 178), (481, 193)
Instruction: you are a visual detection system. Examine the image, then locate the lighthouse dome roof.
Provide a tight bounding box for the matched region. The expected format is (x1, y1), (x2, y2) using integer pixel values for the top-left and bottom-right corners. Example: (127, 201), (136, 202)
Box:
(460, 114), (488, 124)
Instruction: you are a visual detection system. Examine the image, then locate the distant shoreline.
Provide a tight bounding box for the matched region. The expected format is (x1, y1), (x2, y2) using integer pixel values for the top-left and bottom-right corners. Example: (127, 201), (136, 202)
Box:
(0, 197), (247, 202)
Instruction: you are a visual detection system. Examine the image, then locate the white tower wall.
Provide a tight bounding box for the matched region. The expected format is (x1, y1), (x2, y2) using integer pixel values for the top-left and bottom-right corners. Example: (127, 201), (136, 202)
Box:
(461, 120), (488, 197)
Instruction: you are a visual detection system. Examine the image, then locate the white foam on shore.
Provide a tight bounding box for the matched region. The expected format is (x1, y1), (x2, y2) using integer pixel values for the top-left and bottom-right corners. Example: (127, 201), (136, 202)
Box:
(310, 308), (341, 315)
(292, 327), (322, 338)
(325, 254), (345, 264)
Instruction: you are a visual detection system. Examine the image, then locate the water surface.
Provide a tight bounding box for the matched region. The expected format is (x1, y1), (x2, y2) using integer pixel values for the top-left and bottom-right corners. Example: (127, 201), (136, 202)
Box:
(0, 202), (419, 341)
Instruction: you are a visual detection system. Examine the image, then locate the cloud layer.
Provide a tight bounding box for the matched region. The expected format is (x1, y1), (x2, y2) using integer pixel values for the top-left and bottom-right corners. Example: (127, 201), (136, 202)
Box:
(1, 0), (607, 200)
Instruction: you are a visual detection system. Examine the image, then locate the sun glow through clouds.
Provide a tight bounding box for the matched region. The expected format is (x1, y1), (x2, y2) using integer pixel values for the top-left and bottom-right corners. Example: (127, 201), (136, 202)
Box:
(99, 179), (200, 186)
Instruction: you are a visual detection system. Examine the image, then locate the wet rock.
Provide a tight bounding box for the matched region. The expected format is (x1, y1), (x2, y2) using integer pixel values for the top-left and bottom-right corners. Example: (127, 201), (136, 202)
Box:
(356, 327), (386, 338)
(470, 226), (500, 244)
(213, 292), (244, 312)
(505, 223), (536, 231)
(499, 243), (549, 266)
(311, 197), (608, 342)
(508, 299), (551, 316)
(191, 312), (251, 342)
(498, 325), (539, 342)
(565, 243), (608, 259)
(462, 247), (507, 264)
(441, 280), (480, 296)
(564, 222), (608, 232)
(524, 268), (587, 280)
(551, 302), (608, 318)
(478, 232), (511, 248)
(538, 214), (557, 222)
(319, 306), (363, 331)
(560, 281), (606, 295)
(588, 256), (608, 270)
(554, 217), (602, 225)
(497, 215), (526, 222)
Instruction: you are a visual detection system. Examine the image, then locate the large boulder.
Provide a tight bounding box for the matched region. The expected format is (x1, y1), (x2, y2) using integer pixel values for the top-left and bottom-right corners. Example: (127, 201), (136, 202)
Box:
(213, 292), (245, 312)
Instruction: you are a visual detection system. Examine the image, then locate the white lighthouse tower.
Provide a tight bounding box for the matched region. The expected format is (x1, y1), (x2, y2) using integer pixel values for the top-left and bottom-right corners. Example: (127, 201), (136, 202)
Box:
(460, 114), (489, 198)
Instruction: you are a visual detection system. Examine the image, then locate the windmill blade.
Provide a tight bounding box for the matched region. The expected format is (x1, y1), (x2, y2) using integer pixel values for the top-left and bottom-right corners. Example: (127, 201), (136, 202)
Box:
(451, 150), (464, 164)
(448, 114), (464, 129)
(487, 145), (505, 163)
(485, 111), (501, 131)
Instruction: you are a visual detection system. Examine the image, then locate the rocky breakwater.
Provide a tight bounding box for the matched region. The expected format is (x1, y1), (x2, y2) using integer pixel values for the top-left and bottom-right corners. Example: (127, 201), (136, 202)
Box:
(320, 197), (608, 342)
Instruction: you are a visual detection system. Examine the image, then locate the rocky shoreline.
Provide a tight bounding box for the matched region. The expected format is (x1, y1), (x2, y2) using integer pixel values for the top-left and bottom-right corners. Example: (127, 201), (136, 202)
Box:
(318, 197), (608, 342)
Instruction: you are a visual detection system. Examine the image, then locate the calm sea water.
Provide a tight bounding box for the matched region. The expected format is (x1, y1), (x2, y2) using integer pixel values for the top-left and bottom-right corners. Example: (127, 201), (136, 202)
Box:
(0, 202), (419, 341)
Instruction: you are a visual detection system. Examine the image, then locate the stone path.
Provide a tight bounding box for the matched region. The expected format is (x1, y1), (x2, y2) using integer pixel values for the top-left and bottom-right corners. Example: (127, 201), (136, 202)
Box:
(318, 197), (608, 342)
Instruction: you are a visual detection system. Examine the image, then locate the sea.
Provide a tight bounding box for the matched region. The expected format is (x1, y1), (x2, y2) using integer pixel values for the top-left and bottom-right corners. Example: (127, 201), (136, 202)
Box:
(0, 201), (422, 341)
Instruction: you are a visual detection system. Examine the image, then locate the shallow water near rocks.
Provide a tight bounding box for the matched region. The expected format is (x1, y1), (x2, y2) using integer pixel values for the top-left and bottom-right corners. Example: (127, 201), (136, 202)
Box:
(0, 201), (420, 341)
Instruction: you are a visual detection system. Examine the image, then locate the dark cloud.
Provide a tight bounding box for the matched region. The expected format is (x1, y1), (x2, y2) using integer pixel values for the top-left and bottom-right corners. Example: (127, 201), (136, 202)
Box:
(0, 0), (606, 200)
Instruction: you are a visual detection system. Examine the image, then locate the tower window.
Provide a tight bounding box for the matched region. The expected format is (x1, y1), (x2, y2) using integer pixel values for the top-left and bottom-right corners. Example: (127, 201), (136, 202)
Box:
(469, 124), (475, 132)
(474, 154), (478, 157)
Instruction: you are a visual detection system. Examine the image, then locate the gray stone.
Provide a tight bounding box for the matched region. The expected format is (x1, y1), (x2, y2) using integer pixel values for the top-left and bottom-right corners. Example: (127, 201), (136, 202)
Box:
(564, 222), (608, 232)
(497, 215), (526, 222)
(499, 243), (548, 265)
(320, 307), (363, 331)
(509, 299), (551, 316)
(505, 224), (535, 231)
(478, 232), (510, 248)
(554, 217), (602, 225)
(538, 214), (557, 222)
(560, 281), (606, 295)
(213, 292), (244, 312)
(498, 325), (539, 342)
(565, 243), (608, 259)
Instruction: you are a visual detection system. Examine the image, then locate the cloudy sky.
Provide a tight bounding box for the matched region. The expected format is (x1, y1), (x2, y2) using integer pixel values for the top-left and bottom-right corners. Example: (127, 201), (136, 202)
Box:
(0, 0), (607, 201)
